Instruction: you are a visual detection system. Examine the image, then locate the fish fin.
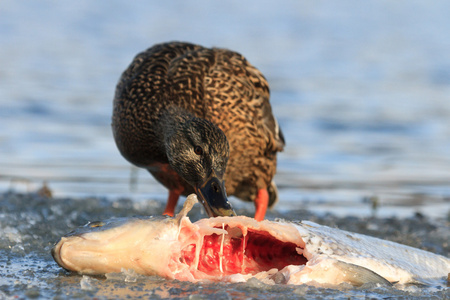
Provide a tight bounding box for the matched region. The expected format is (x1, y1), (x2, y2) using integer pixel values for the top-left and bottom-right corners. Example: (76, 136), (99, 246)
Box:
(403, 277), (436, 287)
(175, 194), (198, 224)
(333, 260), (393, 287)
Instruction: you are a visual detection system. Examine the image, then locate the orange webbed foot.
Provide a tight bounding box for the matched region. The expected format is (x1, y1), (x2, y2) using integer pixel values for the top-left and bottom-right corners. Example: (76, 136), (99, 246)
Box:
(162, 189), (182, 217)
(254, 189), (269, 221)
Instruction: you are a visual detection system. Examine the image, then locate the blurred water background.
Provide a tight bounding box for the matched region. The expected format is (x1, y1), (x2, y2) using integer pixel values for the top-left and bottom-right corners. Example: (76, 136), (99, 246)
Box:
(2, 0), (450, 219)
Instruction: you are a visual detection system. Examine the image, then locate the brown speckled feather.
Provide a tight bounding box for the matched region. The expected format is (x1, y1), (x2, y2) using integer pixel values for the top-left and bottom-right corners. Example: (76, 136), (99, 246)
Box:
(112, 41), (284, 210)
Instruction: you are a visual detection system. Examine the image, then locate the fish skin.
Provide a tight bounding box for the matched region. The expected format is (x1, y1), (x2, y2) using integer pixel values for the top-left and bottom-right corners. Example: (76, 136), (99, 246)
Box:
(289, 220), (450, 285)
(52, 194), (450, 287)
(52, 216), (182, 278)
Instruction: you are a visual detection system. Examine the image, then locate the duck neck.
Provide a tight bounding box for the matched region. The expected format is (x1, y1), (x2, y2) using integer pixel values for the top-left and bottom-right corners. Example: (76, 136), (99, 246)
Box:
(158, 106), (192, 137)
(156, 107), (195, 158)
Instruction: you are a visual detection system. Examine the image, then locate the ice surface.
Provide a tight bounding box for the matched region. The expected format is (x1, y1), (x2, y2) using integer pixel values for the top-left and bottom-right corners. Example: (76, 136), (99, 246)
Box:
(80, 275), (98, 292)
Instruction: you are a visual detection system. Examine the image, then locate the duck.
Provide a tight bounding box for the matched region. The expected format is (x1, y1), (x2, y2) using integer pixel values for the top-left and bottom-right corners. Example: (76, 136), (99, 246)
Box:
(112, 41), (285, 221)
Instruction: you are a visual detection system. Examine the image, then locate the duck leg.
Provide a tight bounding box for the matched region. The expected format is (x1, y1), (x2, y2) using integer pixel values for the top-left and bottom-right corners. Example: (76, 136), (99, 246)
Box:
(163, 189), (182, 217)
(254, 189), (269, 221)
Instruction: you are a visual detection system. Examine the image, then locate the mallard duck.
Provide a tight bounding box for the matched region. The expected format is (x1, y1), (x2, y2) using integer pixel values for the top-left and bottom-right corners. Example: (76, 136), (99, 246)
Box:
(112, 42), (284, 220)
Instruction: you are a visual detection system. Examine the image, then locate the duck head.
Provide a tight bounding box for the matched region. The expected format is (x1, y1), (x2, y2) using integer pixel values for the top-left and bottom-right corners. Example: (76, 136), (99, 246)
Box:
(162, 109), (236, 217)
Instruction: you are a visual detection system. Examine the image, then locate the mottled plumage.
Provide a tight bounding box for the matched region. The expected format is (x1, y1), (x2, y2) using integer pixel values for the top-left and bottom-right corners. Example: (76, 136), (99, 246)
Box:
(112, 41), (284, 220)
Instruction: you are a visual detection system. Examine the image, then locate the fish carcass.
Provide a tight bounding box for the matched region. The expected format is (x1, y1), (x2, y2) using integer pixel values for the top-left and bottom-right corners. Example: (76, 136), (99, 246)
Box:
(52, 194), (450, 287)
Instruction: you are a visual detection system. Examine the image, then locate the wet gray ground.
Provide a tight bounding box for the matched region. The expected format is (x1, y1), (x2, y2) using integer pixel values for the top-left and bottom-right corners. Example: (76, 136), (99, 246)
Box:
(0, 191), (448, 299)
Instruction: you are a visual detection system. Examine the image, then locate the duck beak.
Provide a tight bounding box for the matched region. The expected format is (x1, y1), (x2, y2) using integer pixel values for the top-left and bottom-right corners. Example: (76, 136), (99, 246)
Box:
(195, 171), (236, 217)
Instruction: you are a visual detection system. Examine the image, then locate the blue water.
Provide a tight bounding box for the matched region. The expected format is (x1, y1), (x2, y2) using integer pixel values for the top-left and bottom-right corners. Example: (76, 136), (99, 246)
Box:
(1, 1), (450, 216)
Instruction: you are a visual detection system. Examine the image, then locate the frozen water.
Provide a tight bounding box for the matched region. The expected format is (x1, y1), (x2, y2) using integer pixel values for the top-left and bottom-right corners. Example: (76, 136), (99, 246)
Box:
(80, 275), (98, 292)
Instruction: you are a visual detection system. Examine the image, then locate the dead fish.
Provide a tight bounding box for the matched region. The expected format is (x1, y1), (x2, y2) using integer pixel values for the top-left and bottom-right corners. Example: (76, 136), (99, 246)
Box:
(52, 194), (450, 287)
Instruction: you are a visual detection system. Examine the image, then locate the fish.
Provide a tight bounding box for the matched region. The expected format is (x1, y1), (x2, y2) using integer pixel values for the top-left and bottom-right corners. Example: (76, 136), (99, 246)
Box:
(52, 194), (450, 287)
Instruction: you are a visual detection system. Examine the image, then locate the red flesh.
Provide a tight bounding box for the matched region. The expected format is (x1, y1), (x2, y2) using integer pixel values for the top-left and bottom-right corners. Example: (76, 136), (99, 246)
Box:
(181, 226), (307, 276)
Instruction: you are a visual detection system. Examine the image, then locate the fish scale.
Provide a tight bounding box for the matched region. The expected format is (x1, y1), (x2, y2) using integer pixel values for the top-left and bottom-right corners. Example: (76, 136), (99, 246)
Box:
(289, 220), (450, 284)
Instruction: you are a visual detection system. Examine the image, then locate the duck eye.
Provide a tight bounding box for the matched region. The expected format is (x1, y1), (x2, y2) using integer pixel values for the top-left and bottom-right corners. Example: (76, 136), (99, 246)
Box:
(194, 146), (203, 155)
